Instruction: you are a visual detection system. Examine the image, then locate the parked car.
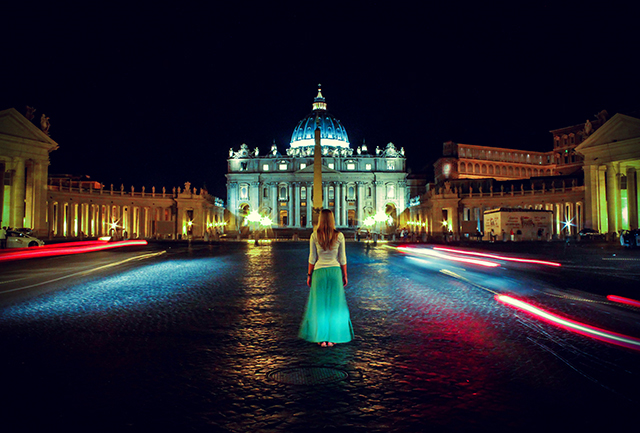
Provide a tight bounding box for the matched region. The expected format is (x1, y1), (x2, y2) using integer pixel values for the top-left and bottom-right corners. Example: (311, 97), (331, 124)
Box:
(620, 229), (640, 248)
(578, 227), (605, 241)
(5, 230), (44, 248)
(579, 228), (599, 236)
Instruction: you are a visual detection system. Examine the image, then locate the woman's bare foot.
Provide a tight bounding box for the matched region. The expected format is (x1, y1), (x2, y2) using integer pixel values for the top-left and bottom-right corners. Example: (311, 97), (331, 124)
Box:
(318, 342), (327, 347)
(327, 342), (335, 347)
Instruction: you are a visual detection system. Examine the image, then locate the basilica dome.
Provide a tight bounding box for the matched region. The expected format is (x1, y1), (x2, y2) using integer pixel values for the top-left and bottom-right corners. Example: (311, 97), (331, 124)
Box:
(290, 86), (350, 150)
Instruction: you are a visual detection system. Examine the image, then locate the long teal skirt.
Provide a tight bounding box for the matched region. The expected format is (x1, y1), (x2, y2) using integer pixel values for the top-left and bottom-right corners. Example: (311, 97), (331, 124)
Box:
(299, 266), (354, 343)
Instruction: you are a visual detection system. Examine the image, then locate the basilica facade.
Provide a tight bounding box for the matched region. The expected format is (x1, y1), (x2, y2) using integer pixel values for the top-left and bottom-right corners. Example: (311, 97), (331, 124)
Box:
(225, 87), (409, 232)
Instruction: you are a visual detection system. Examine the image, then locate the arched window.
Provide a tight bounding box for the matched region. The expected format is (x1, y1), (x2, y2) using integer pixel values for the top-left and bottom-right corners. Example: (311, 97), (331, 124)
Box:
(489, 165), (494, 175)
(460, 162), (466, 172)
(301, 186), (307, 200)
(348, 186), (355, 198)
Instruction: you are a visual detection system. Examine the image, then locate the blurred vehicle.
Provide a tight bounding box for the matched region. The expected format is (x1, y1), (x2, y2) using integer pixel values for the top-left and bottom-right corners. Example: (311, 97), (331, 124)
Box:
(578, 228), (605, 241)
(5, 230), (44, 248)
(620, 229), (640, 248)
(579, 228), (599, 236)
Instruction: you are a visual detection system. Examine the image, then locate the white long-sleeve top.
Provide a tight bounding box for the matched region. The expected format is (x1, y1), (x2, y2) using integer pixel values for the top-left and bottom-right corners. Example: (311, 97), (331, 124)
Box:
(309, 231), (346, 270)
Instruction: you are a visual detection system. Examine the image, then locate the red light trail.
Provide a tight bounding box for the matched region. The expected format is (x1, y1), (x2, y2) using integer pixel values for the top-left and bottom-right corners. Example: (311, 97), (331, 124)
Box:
(496, 294), (640, 351)
(433, 247), (561, 267)
(0, 240), (148, 263)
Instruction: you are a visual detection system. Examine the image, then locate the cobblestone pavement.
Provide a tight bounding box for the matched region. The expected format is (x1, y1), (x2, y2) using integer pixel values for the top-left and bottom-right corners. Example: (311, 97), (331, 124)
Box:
(1, 241), (640, 432)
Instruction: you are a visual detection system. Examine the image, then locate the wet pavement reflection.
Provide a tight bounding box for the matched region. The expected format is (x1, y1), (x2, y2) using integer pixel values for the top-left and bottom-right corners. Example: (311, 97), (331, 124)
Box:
(1, 241), (639, 432)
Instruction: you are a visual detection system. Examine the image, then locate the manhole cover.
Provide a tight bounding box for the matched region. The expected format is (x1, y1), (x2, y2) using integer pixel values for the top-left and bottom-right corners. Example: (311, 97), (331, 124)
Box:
(268, 367), (349, 385)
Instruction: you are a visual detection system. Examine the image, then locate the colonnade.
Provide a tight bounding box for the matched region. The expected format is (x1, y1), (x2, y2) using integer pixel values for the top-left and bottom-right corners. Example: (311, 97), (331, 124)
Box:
(584, 163), (639, 233)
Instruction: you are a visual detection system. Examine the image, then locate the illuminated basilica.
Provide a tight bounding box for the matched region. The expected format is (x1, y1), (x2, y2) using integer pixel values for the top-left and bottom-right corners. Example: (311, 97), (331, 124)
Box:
(226, 87), (409, 232)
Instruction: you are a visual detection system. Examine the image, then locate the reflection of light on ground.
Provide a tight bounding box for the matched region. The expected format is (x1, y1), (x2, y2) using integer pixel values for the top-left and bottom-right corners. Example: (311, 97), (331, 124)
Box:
(433, 247), (561, 267)
(496, 295), (640, 351)
(0, 240), (148, 262)
(0, 257), (219, 323)
(607, 295), (640, 308)
(397, 246), (500, 268)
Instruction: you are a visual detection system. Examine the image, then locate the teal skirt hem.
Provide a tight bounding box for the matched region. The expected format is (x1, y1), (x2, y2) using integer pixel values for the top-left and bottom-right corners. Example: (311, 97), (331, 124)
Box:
(298, 266), (354, 343)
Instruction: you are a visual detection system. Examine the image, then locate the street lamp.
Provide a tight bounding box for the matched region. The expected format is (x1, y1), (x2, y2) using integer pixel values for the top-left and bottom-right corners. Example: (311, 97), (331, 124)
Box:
(245, 210), (273, 244)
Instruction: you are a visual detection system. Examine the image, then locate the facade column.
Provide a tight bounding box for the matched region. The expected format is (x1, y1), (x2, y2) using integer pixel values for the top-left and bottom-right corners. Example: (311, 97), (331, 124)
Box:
(293, 183), (300, 228)
(47, 199), (56, 238)
(340, 182), (349, 227)
(356, 182), (363, 226)
(97, 204), (104, 237)
(306, 183), (313, 227)
(583, 164), (599, 230)
(334, 183), (340, 226)
(323, 183), (328, 210)
(287, 183), (293, 227)
(606, 163), (621, 234)
(627, 167), (638, 230)
(77, 202), (84, 237)
(10, 157), (26, 228)
(271, 183), (277, 225)
(374, 181), (383, 215)
(58, 202), (65, 237)
(597, 166), (608, 233)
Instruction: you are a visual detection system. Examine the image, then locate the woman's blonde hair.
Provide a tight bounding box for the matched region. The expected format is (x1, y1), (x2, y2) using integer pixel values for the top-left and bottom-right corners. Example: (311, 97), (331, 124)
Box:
(316, 209), (339, 250)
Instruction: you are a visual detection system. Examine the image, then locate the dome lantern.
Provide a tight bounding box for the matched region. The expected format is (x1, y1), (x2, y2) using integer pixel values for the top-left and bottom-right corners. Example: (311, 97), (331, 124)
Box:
(290, 86), (351, 153)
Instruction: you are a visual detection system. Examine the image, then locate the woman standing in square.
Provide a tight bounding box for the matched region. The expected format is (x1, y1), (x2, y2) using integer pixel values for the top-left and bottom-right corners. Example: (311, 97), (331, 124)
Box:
(299, 209), (354, 347)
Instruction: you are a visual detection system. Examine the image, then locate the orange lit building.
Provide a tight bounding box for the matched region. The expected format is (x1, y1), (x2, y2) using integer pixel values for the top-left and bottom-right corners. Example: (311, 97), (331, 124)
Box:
(408, 110), (640, 241)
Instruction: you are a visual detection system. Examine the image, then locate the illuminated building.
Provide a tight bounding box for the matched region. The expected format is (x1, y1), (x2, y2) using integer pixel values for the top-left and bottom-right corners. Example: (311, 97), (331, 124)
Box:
(0, 108), (58, 232)
(226, 86), (408, 233)
(409, 110), (640, 240)
(576, 113), (640, 233)
(0, 108), (225, 240)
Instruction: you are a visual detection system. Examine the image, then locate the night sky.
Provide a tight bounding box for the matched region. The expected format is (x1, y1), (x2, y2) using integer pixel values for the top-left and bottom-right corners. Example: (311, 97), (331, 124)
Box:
(2, 2), (638, 200)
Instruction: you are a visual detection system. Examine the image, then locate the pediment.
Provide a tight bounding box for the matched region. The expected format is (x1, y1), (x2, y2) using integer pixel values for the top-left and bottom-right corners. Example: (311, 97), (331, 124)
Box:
(575, 113), (640, 152)
(0, 108), (59, 150)
(296, 164), (341, 174)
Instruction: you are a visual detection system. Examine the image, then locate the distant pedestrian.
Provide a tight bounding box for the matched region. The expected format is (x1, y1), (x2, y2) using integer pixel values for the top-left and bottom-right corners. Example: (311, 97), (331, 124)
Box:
(0, 226), (6, 249)
(299, 209), (353, 347)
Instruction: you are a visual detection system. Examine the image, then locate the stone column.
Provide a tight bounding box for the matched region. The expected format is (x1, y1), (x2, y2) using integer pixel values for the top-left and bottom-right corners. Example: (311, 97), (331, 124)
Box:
(293, 182), (301, 227)
(323, 183), (328, 209)
(341, 182), (347, 228)
(627, 167), (638, 230)
(583, 165), (599, 230)
(306, 183), (313, 228)
(270, 183), (277, 224)
(287, 183), (293, 227)
(47, 199), (56, 238)
(77, 202), (84, 237)
(10, 157), (26, 228)
(374, 181), (384, 215)
(357, 182), (364, 226)
(58, 202), (66, 237)
(606, 163), (620, 234)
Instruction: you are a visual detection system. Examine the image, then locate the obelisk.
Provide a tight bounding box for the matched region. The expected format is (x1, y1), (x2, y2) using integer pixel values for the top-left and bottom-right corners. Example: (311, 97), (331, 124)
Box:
(312, 114), (323, 225)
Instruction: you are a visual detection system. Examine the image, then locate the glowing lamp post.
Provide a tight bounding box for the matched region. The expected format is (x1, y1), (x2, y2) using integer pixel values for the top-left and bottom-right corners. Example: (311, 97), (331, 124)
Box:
(246, 210), (272, 245)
